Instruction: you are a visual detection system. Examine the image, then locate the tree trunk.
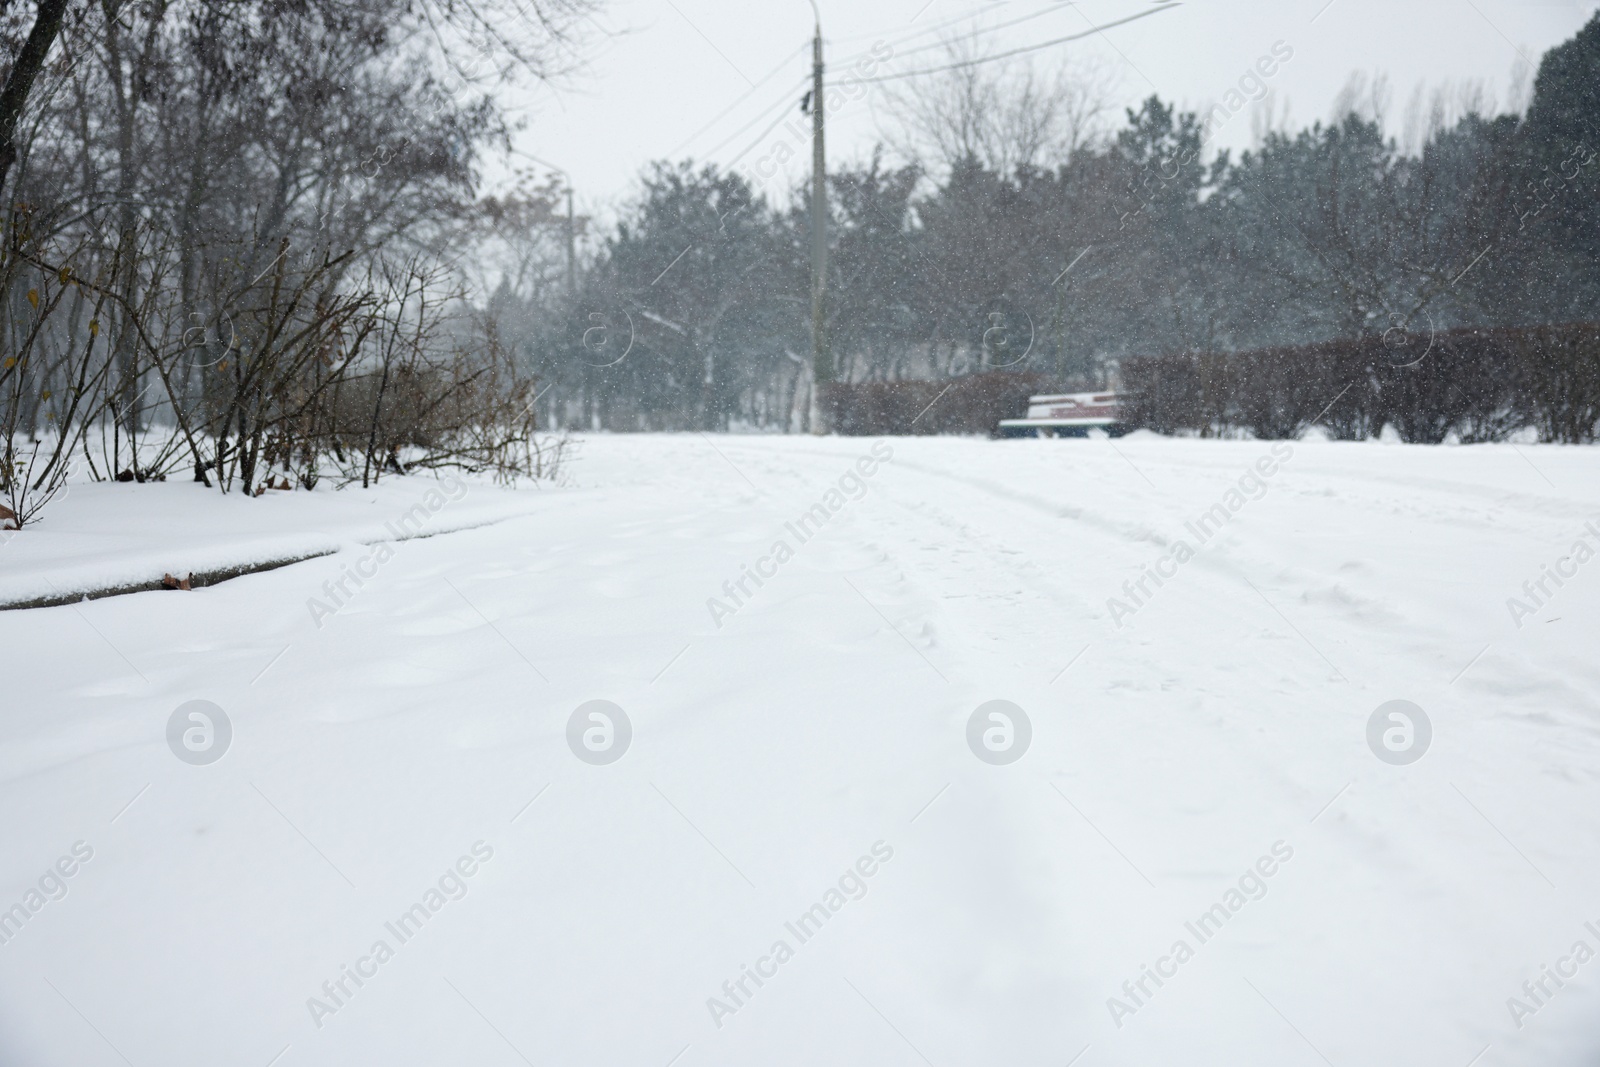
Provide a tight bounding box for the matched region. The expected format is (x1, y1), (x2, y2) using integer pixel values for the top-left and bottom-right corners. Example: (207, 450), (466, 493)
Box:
(0, 0), (72, 196)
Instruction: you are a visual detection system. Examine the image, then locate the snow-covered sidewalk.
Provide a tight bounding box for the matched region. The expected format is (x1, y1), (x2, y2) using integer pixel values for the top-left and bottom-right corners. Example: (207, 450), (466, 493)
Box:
(1, 432), (1598, 1067)
(0, 474), (546, 608)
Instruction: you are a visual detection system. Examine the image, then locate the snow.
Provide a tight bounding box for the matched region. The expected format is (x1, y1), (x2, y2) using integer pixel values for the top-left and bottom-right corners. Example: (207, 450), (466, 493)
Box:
(1, 432), (1598, 1067)
(0, 475), (549, 606)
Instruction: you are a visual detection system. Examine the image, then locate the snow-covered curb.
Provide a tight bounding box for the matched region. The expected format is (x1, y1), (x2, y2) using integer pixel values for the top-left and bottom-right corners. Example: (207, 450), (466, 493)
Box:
(0, 549), (338, 610)
(0, 473), (548, 610)
(0, 512), (544, 610)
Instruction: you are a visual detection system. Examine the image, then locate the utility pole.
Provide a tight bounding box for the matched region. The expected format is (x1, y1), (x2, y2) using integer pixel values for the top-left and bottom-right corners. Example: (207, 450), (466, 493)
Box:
(565, 184), (577, 302)
(808, 2), (829, 430)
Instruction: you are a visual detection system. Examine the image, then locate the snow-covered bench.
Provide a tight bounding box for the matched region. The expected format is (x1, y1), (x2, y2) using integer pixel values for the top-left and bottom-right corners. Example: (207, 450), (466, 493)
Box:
(996, 392), (1128, 438)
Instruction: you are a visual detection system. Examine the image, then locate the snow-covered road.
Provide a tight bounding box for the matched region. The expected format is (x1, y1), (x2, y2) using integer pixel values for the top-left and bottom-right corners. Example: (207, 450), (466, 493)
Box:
(3, 432), (1598, 1067)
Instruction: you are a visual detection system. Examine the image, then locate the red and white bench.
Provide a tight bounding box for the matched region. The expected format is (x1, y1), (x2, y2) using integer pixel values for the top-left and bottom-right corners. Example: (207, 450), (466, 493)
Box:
(997, 392), (1126, 437)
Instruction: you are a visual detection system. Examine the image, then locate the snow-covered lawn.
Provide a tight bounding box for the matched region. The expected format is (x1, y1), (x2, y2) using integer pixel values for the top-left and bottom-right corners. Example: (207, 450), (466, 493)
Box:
(2, 432), (1598, 1067)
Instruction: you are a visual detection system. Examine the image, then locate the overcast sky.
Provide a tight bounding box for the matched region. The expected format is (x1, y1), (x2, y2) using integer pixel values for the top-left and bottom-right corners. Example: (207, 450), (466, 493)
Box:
(499, 0), (1600, 218)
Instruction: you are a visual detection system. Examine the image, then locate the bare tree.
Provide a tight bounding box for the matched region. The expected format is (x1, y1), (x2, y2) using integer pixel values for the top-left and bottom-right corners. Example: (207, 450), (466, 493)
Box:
(878, 37), (1118, 175)
(1330, 69), (1393, 131)
(0, 0), (72, 193)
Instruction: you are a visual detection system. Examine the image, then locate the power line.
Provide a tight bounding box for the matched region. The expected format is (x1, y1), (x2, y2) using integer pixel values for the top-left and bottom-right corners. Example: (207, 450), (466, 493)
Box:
(854, 4), (1182, 84)
(841, 2), (1088, 67)
(726, 101), (803, 170)
(699, 71), (811, 160)
(829, 0), (1017, 44)
(678, 3), (1103, 169)
(670, 40), (812, 156)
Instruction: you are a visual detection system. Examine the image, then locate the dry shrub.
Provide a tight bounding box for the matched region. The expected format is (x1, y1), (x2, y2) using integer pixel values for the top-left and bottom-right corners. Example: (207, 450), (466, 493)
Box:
(822, 371), (1061, 436)
(1120, 323), (1600, 443)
